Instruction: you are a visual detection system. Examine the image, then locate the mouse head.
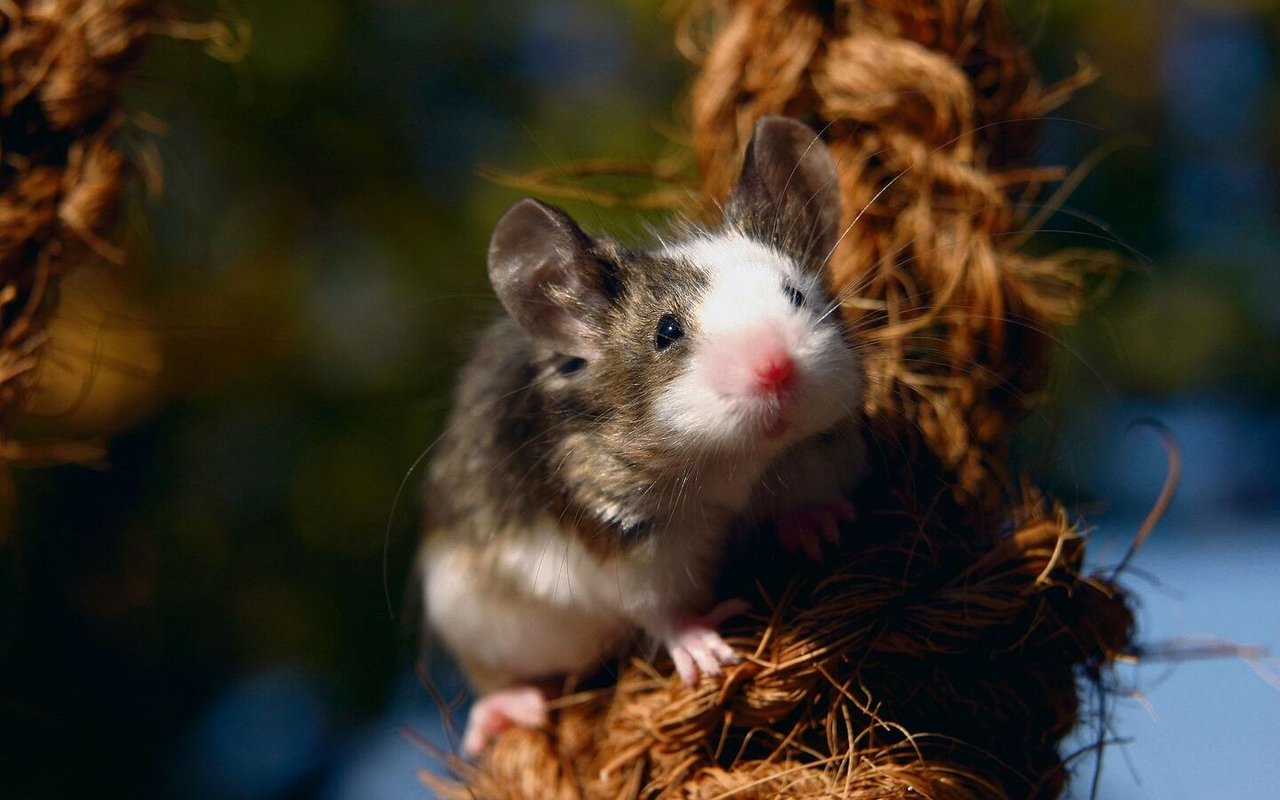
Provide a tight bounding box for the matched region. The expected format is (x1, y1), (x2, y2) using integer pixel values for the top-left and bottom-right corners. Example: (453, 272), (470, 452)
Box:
(487, 116), (860, 481)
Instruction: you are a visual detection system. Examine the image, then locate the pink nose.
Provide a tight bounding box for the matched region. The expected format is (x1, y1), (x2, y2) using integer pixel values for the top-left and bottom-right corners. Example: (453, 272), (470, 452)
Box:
(754, 353), (795, 395)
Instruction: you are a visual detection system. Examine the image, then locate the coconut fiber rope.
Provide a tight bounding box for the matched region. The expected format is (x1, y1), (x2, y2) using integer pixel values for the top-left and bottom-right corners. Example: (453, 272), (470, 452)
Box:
(0, 0), (150, 436)
(427, 1), (1136, 797)
(683, 0), (1116, 510)
(0, 1), (236, 467)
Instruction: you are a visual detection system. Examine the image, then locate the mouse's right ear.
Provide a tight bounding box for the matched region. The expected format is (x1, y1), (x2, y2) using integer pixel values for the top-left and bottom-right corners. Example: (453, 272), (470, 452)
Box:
(488, 198), (611, 359)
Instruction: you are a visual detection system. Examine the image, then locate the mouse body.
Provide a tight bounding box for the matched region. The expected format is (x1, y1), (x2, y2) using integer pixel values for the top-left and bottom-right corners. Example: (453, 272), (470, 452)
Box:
(419, 116), (866, 754)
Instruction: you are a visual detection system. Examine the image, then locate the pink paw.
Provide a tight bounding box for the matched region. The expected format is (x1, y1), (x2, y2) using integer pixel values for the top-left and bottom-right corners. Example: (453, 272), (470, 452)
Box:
(776, 498), (856, 562)
(461, 685), (547, 756)
(666, 598), (750, 685)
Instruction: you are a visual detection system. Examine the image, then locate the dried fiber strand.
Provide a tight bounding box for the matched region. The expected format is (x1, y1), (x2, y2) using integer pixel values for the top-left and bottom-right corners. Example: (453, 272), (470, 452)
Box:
(0, 0), (238, 459)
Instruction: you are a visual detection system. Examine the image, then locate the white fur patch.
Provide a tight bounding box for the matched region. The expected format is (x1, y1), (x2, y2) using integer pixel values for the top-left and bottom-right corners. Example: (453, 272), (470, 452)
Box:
(423, 530), (628, 681)
(653, 231), (861, 491)
(423, 509), (730, 681)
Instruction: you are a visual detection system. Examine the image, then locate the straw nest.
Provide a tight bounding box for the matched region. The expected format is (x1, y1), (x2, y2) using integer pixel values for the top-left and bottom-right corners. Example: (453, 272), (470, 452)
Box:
(429, 0), (1136, 797)
(0, 1), (240, 470)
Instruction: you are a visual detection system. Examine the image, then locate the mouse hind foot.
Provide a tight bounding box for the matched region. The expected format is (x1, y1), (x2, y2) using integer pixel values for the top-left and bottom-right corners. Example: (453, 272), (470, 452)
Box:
(461, 685), (549, 756)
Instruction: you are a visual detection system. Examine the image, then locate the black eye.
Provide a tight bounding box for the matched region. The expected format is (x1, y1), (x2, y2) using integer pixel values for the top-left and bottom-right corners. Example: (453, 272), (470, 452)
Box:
(784, 284), (806, 308)
(655, 314), (684, 350)
(557, 356), (586, 376)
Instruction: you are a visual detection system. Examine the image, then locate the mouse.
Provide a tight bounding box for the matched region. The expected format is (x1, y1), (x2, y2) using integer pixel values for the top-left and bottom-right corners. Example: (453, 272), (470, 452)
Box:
(417, 116), (867, 756)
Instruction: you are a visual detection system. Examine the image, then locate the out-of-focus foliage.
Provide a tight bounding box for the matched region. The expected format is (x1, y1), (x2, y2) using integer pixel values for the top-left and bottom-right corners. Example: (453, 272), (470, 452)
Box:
(1021, 0), (1280, 400)
(0, 0), (1276, 798)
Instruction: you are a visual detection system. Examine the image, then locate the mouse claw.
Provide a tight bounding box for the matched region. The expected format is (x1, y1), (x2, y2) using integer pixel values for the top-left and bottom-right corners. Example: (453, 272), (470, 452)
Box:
(666, 598), (749, 685)
(777, 499), (856, 562)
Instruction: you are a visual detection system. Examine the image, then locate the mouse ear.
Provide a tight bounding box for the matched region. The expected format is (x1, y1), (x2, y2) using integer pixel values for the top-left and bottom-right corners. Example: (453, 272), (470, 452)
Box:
(488, 198), (614, 358)
(728, 116), (842, 264)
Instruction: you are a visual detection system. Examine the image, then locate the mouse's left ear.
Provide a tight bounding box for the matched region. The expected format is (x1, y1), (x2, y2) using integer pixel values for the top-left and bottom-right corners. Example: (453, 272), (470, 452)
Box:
(728, 116), (842, 264)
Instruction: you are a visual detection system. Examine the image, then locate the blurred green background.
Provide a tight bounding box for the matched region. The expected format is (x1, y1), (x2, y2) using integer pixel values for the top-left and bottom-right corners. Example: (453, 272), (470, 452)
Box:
(1, 0), (1277, 798)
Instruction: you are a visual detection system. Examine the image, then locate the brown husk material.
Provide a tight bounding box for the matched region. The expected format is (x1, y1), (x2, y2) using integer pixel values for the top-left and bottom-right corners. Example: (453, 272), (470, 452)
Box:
(0, 0), (151, 435)
(0, 1), (239, 466)
(431, 0), (1137, 797)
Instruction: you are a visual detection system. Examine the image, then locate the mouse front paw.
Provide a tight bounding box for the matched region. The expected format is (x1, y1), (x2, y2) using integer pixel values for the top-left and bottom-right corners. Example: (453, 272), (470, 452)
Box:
(776, 497), (856, 561)
(665, 598), (749, 685)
